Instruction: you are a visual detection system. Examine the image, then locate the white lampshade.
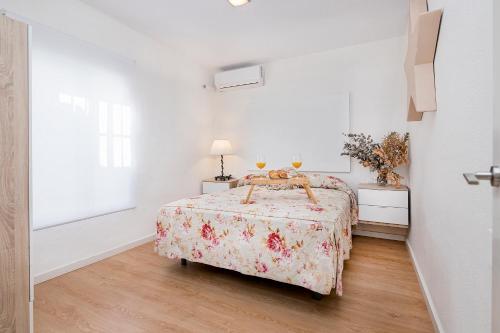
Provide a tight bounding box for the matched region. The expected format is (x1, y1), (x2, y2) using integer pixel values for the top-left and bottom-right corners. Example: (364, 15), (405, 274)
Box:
(210, 140), (233, 155)
(228, 0), (250, 6)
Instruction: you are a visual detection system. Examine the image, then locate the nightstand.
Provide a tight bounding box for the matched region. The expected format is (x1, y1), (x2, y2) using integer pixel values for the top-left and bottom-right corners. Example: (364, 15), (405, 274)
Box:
(354, 183), (410, 241)
(202, 178), (239, 194)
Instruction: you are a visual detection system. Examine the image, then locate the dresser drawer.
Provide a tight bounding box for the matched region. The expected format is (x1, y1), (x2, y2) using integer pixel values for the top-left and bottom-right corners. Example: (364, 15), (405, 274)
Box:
(359, 205), (408, 225)
(358, 189), (408, 208)
(203, 182), (229, 194)
(202, 180), (238, 194)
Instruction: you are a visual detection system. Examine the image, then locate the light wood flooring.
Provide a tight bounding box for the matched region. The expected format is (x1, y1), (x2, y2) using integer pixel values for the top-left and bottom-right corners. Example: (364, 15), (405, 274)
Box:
(34, 236), (435, 333)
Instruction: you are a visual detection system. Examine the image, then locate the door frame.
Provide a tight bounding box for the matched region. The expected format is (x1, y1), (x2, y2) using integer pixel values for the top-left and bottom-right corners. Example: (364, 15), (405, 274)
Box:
(0, 13), (30, 333)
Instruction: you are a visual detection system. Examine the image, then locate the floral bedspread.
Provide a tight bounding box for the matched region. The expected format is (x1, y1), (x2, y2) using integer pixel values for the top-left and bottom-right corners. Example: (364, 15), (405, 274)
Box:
(155, 175), (358, 295)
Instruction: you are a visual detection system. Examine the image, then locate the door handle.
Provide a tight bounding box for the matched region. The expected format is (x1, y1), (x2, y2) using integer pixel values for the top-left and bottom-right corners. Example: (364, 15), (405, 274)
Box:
(463, 166), (500, 187)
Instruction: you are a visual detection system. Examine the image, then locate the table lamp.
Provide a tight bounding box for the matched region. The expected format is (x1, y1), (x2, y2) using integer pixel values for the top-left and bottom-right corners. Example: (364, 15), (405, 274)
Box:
(210, 139), (233, 181)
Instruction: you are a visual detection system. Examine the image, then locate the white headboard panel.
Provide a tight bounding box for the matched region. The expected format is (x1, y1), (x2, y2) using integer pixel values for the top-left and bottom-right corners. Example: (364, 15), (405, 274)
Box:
(242, 92), (351, 172)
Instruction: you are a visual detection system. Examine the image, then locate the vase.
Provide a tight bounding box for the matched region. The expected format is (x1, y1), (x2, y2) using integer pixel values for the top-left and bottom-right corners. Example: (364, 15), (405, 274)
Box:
(376, 171), (388, 186)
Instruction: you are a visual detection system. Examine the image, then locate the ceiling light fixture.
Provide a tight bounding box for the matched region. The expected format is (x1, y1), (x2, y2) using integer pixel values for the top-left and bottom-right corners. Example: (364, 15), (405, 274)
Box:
(228, 0), (250, 7)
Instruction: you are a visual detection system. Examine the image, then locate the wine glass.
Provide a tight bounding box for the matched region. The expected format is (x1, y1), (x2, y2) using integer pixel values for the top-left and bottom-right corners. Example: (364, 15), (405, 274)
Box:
(291, 154), (303, 176)
(256, 154), (266, 177)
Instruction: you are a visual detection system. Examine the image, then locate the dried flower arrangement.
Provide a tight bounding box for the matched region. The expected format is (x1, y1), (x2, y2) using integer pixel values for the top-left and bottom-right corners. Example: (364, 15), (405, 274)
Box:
(341, 132), (410, 186)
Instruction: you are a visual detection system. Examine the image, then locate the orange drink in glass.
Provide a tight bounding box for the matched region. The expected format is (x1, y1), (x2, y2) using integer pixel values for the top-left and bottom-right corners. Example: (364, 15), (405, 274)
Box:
(256, 154), (266, 176)
(291, 154), (303, 175)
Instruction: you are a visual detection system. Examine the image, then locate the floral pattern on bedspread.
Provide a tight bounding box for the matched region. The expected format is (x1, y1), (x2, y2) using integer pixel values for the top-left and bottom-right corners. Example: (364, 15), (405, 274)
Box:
(238, 174), (358, 255)
(155, 175), (358, 296)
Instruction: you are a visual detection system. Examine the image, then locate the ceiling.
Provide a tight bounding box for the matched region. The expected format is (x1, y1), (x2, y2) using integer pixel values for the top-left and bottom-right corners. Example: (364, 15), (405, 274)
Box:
(81, 0), (408, 70)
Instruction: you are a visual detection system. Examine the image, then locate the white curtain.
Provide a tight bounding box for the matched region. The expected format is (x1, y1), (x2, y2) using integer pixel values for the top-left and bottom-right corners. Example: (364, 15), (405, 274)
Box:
(31, 24), (138, 230)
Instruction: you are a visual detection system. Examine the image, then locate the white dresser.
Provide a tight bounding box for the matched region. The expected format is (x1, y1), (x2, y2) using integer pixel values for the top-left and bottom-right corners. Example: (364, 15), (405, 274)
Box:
(202, 178), (239, 194)
(355, 183), (410, 241)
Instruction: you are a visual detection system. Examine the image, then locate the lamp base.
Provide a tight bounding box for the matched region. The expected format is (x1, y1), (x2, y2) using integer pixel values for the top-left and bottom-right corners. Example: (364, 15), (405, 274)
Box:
(214, 175), (232, 181)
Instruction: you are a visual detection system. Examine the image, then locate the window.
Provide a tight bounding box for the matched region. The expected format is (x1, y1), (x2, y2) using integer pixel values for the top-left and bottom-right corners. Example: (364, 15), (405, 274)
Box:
(111, 104), (131, 168)
(31, 23), (137, 230)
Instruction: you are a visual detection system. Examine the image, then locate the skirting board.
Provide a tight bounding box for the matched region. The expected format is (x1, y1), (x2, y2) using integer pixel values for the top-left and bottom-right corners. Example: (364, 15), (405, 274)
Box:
(29, 300), (33, 333)
(352, 229), (406, 241)
(34, 234), (155, 284)
(406, 240), (444, 333)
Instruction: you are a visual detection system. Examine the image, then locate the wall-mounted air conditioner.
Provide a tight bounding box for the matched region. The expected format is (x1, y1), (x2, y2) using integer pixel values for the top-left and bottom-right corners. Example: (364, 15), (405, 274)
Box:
(214, 65), (264, 92)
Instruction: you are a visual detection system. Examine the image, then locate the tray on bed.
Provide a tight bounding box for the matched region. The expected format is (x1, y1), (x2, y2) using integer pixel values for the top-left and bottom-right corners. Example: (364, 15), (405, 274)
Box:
(243, 175), (318, 204)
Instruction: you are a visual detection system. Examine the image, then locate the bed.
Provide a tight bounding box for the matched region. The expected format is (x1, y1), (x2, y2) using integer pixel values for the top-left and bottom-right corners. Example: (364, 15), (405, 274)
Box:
(154, 174), (358, 297)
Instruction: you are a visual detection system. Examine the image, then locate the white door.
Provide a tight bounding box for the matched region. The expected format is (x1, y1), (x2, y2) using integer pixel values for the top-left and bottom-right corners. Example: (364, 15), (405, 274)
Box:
(463, 147), (499, 333)
(463, 163), (499, 332)
(494, 2), (500, 332)
(493, 104), (499, 332)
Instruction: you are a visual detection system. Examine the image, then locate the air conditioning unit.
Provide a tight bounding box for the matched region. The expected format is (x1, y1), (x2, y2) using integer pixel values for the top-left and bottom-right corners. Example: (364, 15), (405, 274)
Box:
(214, 65), (264, 92)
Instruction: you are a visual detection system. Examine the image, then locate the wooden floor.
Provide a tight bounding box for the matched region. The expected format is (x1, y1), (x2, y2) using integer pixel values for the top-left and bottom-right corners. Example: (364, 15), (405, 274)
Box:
(34, 236), (434, 333)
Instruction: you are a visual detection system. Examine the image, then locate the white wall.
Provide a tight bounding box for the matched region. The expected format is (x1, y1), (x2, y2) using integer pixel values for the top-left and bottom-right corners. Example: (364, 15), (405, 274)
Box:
(211, 37), (408, 191)
(0, 0), (215, 279)
(407, 1), (493, 332)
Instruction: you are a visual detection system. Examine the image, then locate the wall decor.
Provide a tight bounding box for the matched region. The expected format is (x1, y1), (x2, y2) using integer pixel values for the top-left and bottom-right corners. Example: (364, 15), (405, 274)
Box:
(405, 0), (443, 121)
(240, 92), (350, 172)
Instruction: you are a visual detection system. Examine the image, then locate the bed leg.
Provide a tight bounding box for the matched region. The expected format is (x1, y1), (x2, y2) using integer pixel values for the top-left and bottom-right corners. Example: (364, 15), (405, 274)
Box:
(311, 292), (323, 300)
(180, 258), (187, 266)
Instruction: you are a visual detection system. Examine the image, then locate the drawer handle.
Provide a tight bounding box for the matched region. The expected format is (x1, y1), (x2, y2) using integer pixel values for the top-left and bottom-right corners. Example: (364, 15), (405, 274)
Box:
(359, 204), (407, 208)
